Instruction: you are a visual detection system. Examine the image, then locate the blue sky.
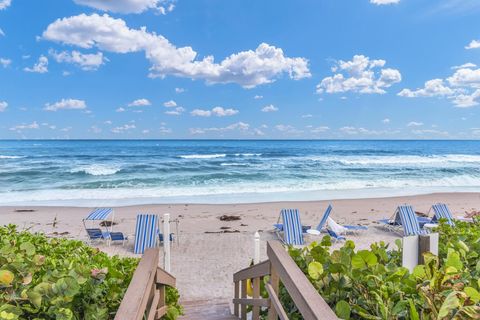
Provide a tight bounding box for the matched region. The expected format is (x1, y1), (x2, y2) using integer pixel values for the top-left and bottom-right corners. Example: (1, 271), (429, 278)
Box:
(1, 0), (480, 139)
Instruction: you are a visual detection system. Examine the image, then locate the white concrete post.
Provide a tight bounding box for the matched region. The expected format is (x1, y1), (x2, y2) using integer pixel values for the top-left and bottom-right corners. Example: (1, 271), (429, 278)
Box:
(254, 231), (260, 264)
(164, 213), (171, 273)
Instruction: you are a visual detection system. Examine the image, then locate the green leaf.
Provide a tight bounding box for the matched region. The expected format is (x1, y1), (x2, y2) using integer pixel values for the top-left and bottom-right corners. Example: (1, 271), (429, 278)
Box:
(438, 291), (461, 319)
(351, 250), (378, 269)
(445, 251), (463, 270)
(335, 300), (351, 320)
(27, 291), (42, 308)
(308, 262), (324, 280)
(464, 287), (480, 303)
(19, 242), (35, 256)
(408, 299), (419, 320)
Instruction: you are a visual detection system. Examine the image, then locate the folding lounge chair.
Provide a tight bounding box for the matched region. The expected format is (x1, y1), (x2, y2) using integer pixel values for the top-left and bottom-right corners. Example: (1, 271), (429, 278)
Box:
(275, 209), (305, 245)
(311, 205), (367, 233)
(381, 205), (428, 236)
(134, 214), (159, 254)
(85, 228), (107, 241)
(431, 203), (455, 226)
(327, 229), (346, 242)
(274, 209), (311, 233)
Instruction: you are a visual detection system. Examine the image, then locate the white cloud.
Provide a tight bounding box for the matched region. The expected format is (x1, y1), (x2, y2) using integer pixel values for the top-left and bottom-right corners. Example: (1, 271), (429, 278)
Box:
(175, 87), (185, 93)
(49, 50), (106, 70)
(275, 124), (302, 134)
(165, 106), (185, 115)
(254, 95), (263, 100)
(111, 124), (136, 133)
(0, 101), (7, 112)
(407, 121), (423, 127)
(104, 120), (112, 124)
(0, 0), (11, 10)
(452, 63), (477, 70)
(44, 98), (86, 111)
(411, 129), (449, 136)
(398, 79), (454, 98)
(116, 107), (126, 112)
(190, 122), (250, 135)
(382, 118), (390, 124)
(128, 98), (151, 107)
(159, 126), (172, 134)
(73, 0), (175, 14)
(163, 100), (177, 107)
(316, 55), (401, 94)
(399, 64), (480, 107)
(24, 55), (48, 73)
(261, 104), (278, 112)
(10, 121), (39, 131)
(190, 106), (239, 117)
(0, 28), (4, 36)
(42, 14), (310, 88)
(465, 40), (480, 50)
(339, 126), (396, 136)
(370, 0), (400, 5)
(310, 126), (330, 133)
(301, 114), (313, 118)
(0, 58), (11, 68)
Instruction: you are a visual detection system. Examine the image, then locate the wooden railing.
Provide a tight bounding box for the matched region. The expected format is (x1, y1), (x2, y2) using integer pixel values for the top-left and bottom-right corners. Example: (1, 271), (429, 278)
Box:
(115, 248), (176, 320)
(233, 241), (338, 320)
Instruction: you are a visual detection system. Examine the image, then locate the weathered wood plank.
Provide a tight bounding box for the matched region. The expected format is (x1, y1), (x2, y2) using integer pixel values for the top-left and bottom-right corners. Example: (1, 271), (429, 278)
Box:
(267, 265), (279, 320)
(157, 267), (176, 287)
(156, 305), (168, 318)
(147, 289), (160, 320)
(115, 248), (160, 320)
(233, 260), (270, 282)
(266, 283), (288, 320)
(267, 241), (337, 319)
(234, 281), (239, 317)
(252, 277), (261, 319)
(232, 298), (270, 307)
(240, 280), (247, 320)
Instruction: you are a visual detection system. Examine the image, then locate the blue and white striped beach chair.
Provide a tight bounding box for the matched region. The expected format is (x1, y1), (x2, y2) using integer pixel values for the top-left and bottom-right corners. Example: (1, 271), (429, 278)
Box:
(134, 214), (159, 254)
(315, 205), (367, 233)
(276, 209), (305, 245)
(431, 203), (455, 226)
(83, 208), (114, 243)
(382, 205), (428, 236)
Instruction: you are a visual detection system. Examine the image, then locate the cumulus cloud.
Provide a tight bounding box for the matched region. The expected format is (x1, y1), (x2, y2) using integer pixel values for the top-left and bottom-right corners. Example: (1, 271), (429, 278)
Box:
(310, 126), (330, 133)
(0, 0), (11, 10)
(165, 106), (185, 115)
(116, 107), (126, 112)
(370, 0), (400, 4)
(382, 118), (390, 124)
(73, 0), (175, 14)
(10, 121), (39, 131)
(0, 101), (7, 112)
(42, 14), (310, 88)
(407, 121), (423, 127)
(254, 95), (263, 100)
(49, 50), (106, 70)
(190, 106), (239, 117)
(398, 64), (480, 107)
(316, 55), (401, 94)
(128, 98), (151, 107)
(452, 63), (477, 70)
(0, 58), (11, 68)
(175, 87), (185, 93)
(261, 104), (278, 112)
(24, 55), (48, 73)
(190, 122), (250, 135)
(275, 124), (302, 134)
(163, 100), (177, 107)
(111, 123), (136, 133)
(339, 126), (396, 136)
(465, 40), (480, 50)
(44, 98), (86, 111)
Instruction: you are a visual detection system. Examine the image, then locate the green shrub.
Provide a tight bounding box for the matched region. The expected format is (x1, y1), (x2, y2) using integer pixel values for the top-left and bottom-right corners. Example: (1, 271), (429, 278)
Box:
(0, 225), (182, 320)
(280, 220), (480, 319)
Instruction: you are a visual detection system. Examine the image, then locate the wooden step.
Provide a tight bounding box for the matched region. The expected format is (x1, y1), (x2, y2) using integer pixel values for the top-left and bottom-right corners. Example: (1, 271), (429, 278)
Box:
(179, 300), (237, 320)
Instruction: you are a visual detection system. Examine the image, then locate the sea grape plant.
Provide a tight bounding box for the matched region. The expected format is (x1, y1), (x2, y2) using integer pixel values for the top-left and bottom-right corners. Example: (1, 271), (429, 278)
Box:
(278, 220), (480, 319)
(0, 225), (182, 320)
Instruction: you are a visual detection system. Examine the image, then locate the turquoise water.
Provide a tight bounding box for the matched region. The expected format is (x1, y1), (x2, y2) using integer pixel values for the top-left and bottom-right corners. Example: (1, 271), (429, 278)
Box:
(0, 140), (479, 205)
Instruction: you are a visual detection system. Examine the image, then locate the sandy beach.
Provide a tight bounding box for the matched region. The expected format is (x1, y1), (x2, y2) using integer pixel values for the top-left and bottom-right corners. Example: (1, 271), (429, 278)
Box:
(1, 192), (479, 304)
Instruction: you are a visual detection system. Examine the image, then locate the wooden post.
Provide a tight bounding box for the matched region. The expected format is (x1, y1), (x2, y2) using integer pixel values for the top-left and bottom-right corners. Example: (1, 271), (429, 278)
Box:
(163, 213), (171, 273)
(252, 277), (261, 319)
(241, 280), (247, 320)
(234, 281), (240, 317)
(268, 266), (279, 320)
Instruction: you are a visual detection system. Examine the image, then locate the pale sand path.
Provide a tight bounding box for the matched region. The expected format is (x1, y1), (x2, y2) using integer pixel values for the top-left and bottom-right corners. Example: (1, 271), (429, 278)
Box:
(1, 192), (479, 304)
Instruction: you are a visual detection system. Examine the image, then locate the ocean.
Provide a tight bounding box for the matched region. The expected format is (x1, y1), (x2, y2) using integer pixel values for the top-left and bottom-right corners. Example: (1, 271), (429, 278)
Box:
(0, 140), (479, 206)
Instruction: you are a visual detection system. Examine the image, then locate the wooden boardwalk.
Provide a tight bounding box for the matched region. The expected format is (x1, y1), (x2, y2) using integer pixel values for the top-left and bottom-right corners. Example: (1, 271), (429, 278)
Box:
(179, 301), (236, 320)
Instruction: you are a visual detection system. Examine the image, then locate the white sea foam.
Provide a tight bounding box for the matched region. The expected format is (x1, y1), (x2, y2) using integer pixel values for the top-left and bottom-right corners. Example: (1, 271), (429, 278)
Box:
(234, 153), (262, 157)
(0, 155), (24, 159)
(306, 154), (480, 166)
(179, 154), (227, 159)
(70, 164), (120, 176)
(220, 162), (249, 166)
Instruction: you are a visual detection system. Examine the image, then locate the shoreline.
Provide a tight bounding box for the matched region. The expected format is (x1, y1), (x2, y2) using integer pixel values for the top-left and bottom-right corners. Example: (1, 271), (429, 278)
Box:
(1, 192), (479, 302)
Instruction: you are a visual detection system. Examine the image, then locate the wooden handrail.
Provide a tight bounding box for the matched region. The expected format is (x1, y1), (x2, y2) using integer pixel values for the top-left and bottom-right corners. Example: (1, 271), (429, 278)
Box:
(115, 248), (177, 320)
(232, 240), (338, 320)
